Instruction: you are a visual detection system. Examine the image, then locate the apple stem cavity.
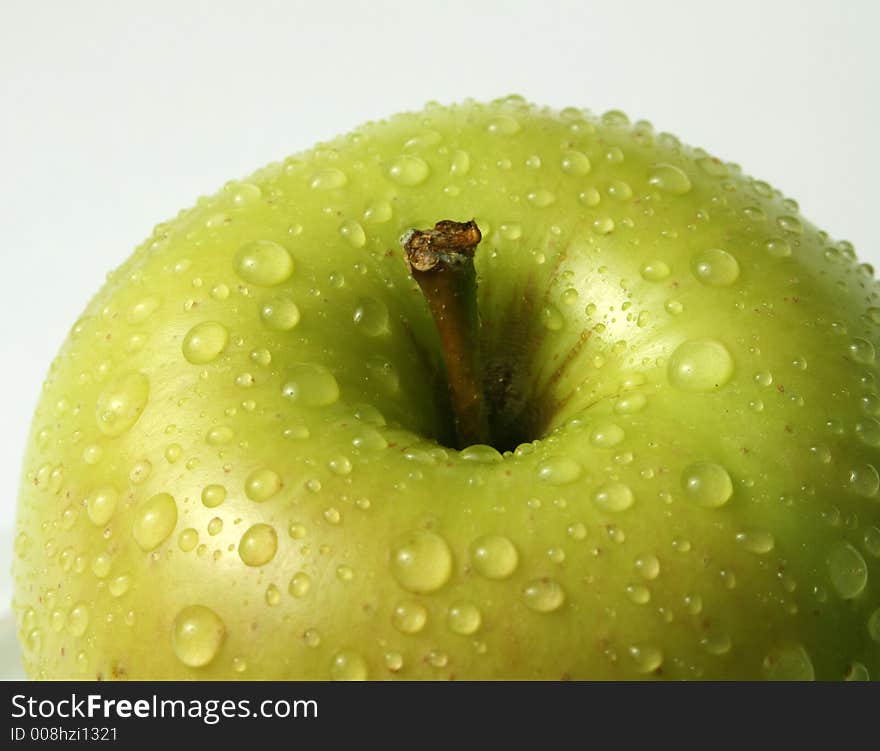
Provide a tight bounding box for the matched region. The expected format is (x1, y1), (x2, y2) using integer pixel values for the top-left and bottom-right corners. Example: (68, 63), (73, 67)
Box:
(403, 220), (490, 450)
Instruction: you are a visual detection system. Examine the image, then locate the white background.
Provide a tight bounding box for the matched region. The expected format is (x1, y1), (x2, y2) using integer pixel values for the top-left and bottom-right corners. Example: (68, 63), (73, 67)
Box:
(0, 0), (878, 674)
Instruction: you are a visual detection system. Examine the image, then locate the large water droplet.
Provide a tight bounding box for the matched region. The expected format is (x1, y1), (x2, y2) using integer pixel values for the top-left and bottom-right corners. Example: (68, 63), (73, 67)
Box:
(470, 535), (518, 579)
(522, 578), (566, 613)
(238, 523), (278, 567)
(96, 372), (150, 436)
(132, 493), (178, 551)
(648, 164), (692, 194)
(171, 605), (225, 668)
(560, 150), (591, 175)
(589, 422), (625, 448)
(640, 261), (670, 281)
(182, 321), (229, 364)
(628, 644), (664, 673)
(310, 168), (348, 190)
(390, 531), (452, 593)
(691, 248), (740, 287)
(849, 464), (879, 497)
(827, 541), (868, 599)
(282, 363), (340, 406)
(233, 240), (294, 286)
(681, 462), (733, 508)
(668, 339), (734, 391)
(387, 156), (430, 186)
(289, 571), (311, 598)
(339, 219), (366, 248)
(486, 115), (521, 135)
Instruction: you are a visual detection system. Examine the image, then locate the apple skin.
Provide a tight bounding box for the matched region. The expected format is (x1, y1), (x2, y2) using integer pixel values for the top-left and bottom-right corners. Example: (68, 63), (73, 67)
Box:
(13, 95), (880, 680)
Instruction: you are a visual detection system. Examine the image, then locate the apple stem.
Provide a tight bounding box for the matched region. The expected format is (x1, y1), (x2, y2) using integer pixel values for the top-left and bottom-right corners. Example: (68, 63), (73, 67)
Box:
(403, 220), (490, 449)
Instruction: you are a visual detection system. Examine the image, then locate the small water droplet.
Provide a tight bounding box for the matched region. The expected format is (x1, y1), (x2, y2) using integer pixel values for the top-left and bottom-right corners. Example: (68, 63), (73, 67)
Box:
(86, 486), (118, 526)
(233, 240), (294, 286)
(282, 363), (340, 406)
(668, 339), (734, 391)
(589, 422), (625, 448)
(766, 239), (792, 258)
(735, 529), (775, 554)
(245, 468), (281, 502)
(447, 602), (482, 635)
(68, 603), (89, 637)
(592, 216), (615, 235)
(849, 464), (879, 497)
(560, 150), (591, 175)
(387, 155), (430, 186)
(691, 248), (740, 287)
(593, 482), (635, 512)
(648, 164), (691, 194)
(827, 541), (868, 599)
(339, 219), (366, 248)
(171, 605), (225, 668)
(289, 571), (311, 597)
(238, 523), (278, 567)
(522, 578), (566, 613)
(527, 189), (556, 207)
(486, 115), (521, 135)
(681, 461), (733, 508)
(353, 297), (389, 336)
(392, 600), (428, 634)
(182, 321), (229, 364)
(536, 457), (582, 485)
(848, 338), (875, 364)
(330, 650), (368, 680)
(640, 261), (670, 281)
(260, 296), (301, 331)
(390, 530), (453, 593)
(95, 372), (150, 436)
(540, 304), (564, 330)
(132, 493), (178, 551)
(310, 168), (348, 190)
(460, 444), (503, 463)
(470, 535), (518, 579)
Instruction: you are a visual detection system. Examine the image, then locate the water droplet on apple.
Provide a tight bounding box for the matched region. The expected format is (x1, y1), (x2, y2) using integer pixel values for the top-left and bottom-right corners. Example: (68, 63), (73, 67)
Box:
(244, 468), (282, 502)
(127, 297), (161, 324)
(691, 248), (740, 286)
(470, 535), (518, 580)
(68, 602), (90, 637)
(109, 574), (131, 598)
(486, 115), (521, 135)
(640, 261), (670, 281)
(614, 392), (647, 414)
(634, 554), (660, 580)
(447, 602), (482, 635)
(626, 584), (651, 604)
(392, 600), (428, 634)
(96, 372), (150, 436)
(827, 541), (868, 599)
(735, 529), (775, 554)
(315, 650), (366, 684)
(866, 609), (880, 642)
(289, 571), (311, 597)
(390, 530), (453, 593)
(132, 493), (178, 551)
(171, 605), (225, 668)
(260, 295), (301, 331)
(648, 164), (691, 194)
(387, 155), (430, 186)
(864, 526), (880, 557)
(238, 523), (277, 567)
(450, 150), (470, 175)
(560, 149), (591, 175)
(536, 456), (582, 485)
(681, 461), (733, 508)
(777, 215), (803, 234)
(282, 363), (340, 406)
(668, 339), (734, 391)
(522, 578), (566, 613)
(697, 156), (729, 176)
(628, 644), (663, 673)
(310, 168), (348, 190)
(762, 644), (814, 680)
(765, 239), (792, 258)
(353, 297), (389, 336)
(848, 338), (875, 364)
(589, 422), (625, 448)
(339, 219), (366, 248)
(460, 444), (503, 463)
(303, 628), (321, 648)
(541, 304), (564, 330)
(527, 188), (556, 207)
(233, 240), (294, 286)
(848, 464), (879, 497)
(328, 455), (353, 476)
(178, 528), (198, 552)
(593, 482), (635, 512)
(182, 321), (229, 364)
(227, 181), (261, 206)
(86, 486), (118, 526)
(592, 216), (615, 235)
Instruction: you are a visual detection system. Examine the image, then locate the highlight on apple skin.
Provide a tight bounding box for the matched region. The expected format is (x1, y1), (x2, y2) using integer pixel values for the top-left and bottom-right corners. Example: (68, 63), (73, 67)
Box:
(13, 95), (880, 680)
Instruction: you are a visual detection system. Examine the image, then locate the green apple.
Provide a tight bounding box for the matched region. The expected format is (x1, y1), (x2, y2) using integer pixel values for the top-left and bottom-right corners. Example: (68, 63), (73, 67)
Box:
(13, 95), (880, 680)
